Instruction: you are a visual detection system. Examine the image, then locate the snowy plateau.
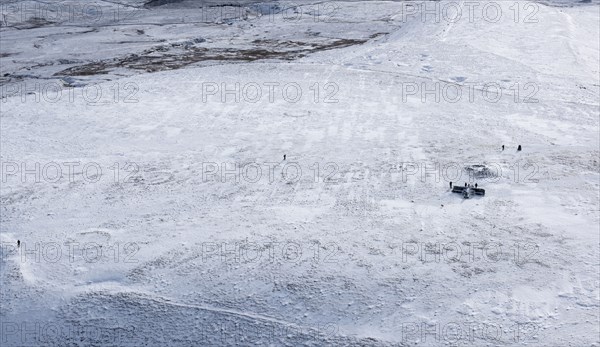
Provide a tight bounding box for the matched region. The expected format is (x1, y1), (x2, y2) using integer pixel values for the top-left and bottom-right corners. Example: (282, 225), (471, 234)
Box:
(0, 0), (599, 346)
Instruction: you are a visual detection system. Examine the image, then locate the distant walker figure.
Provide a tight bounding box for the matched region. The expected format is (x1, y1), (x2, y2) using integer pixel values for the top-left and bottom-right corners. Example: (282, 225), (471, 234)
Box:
(475, 183), (478, 188)
(517, 145), (522, 151)
(464, 182), (467, 187)
(17, 240), (20, 248)
(283, 154), (286, 161)
(502, 145), (505, 151)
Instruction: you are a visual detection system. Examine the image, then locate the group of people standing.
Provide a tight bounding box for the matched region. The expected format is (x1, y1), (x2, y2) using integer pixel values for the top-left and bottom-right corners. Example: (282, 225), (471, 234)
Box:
(449, 182), (478, 188)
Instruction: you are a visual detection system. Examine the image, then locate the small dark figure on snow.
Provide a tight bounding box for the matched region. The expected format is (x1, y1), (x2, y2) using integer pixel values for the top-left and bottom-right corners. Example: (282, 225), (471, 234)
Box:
(449, 181), (453, 188)
(502, 145), (505, 151)
(283, 154), (286, 160)
(17, 240), (20, 247)
(475, 183), (478, 188)
(464, 182), (467, 187)
(517, 145), (522, 151)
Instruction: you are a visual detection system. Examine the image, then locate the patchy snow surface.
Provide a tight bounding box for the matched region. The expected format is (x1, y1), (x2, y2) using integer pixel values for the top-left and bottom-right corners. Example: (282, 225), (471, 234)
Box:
(1, 1), (599, 346)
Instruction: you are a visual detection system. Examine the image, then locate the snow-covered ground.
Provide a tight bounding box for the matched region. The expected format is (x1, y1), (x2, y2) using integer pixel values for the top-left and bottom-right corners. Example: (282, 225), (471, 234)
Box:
(1, 1), (599, 346)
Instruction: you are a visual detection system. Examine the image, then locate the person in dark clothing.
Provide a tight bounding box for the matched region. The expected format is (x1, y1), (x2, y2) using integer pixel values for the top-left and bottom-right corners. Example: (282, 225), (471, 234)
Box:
(449, 181), (453, 188)
(502, 145), (505, 151)
(283, 154), (286, 160)
(517, 145), (522, 151)
(17, 240), (20, 247)
(464, 182), (467, 187)
(475, 183), (478, 188)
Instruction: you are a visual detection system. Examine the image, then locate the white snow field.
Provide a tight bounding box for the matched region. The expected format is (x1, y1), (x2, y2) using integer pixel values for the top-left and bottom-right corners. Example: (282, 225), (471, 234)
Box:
(0, 0), (599, 346)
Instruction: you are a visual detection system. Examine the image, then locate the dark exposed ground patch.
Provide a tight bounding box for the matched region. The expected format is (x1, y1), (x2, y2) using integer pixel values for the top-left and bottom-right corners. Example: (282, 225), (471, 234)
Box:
(145, 0), (187, 7)
(8, 16), (55, 29)
(54, 38), (367, 76)
(144, 0), (271, 9)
